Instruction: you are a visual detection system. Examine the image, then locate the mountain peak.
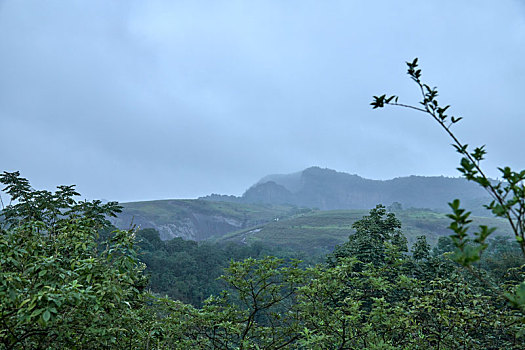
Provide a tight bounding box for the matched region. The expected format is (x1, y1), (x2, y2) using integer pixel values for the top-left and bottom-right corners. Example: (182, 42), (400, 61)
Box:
(242, 167), (488, 211)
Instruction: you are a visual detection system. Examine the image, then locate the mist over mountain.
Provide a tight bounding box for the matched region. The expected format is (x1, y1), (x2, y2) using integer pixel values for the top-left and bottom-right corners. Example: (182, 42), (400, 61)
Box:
(205, 167), (490, 212)
(113, 167), (494, 241)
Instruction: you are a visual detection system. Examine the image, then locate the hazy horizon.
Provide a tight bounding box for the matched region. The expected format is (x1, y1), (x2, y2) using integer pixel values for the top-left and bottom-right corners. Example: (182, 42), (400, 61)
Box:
(2, 1), (524, 202)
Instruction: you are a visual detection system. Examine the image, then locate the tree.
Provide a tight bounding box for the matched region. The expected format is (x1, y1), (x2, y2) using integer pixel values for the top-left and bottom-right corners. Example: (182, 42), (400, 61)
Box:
(144, 256), (305, 349)
(328, 204), (407, 268)
(412, 235), (430, 261)
(308, 207), (523, 349)
(0, 171), (148, 349)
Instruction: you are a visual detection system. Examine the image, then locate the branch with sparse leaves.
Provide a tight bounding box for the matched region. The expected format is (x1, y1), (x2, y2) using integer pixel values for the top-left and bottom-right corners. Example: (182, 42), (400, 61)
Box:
(372, 58), (525, 263)
(372, 58), (525, 311)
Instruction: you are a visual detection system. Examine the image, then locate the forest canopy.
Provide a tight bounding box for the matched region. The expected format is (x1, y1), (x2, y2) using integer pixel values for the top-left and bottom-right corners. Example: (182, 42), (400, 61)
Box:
(1, 170), (524, 349)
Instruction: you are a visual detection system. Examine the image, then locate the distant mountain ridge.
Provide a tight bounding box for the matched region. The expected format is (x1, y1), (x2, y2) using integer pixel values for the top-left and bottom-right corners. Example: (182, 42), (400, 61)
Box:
(113, 167), (494, 241)
(204, 167), (490, 212)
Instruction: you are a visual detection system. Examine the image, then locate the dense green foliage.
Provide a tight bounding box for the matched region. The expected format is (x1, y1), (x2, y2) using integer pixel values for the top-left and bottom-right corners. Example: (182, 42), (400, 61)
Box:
(136, 228), (314, 307)
(328, 205), (407, 267)
(135, 210), (524, 313)
(0, 172), (147, 348)
(138, 206), (524, 349)
(2, 171), (524, 348)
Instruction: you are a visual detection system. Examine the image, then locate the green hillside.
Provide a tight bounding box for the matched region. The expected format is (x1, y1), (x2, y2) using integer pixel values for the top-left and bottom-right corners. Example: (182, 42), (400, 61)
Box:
(113, 198), (512, 256)
(111, 199), (307, 240)
(218, 208), (513, 256)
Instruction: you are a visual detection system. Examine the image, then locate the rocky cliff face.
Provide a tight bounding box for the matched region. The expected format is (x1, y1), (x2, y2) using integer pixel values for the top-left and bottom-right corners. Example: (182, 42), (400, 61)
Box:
(110, 199), (296, 241)
(111, 212), (245, 240)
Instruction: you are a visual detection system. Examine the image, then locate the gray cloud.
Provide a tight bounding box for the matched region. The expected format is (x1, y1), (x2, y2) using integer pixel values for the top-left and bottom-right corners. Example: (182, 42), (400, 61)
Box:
(1, 0), (524, 202)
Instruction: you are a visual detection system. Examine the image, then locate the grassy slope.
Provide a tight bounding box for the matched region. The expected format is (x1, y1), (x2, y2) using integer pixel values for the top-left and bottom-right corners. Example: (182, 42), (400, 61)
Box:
(218, 209), (512, 256)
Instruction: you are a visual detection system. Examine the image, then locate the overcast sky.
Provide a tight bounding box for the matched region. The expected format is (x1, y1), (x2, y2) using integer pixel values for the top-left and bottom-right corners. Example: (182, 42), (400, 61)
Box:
(1, 1), (524, 202)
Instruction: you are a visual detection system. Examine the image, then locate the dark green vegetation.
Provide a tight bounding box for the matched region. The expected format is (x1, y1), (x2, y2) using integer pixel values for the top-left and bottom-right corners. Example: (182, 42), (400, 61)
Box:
(111, 192), (512, 300)
(0, 172), (147, 348)
(1, 172), (524, 349)
(136, 212), (520, 310)
(135, 228), (315, 307)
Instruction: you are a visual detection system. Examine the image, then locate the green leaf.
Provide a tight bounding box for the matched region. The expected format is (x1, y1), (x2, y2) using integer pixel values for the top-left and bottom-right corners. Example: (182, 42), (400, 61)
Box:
(42, 310), (51, 322)
(30, 308), (44, 319)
